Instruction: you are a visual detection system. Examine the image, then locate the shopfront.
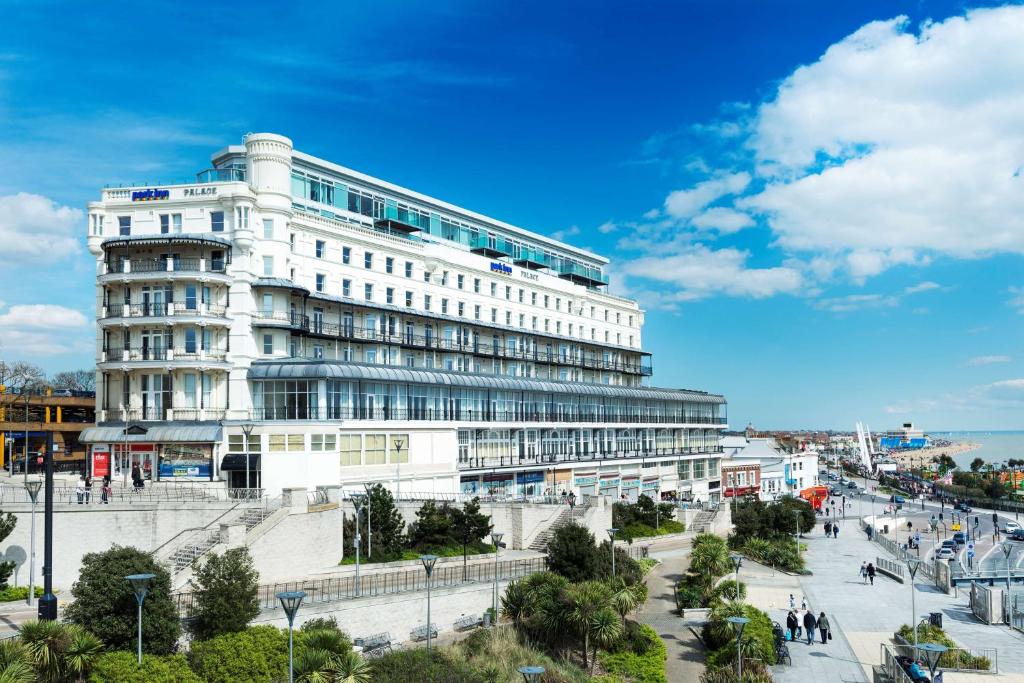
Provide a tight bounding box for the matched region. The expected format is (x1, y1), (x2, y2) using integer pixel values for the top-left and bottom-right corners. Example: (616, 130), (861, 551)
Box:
(622, 475), (640, 502)
(516, 470), (544, 496)
(482, 472), (514, 496)
(574, 472), (597, 496)
(80, 424), (221, 483)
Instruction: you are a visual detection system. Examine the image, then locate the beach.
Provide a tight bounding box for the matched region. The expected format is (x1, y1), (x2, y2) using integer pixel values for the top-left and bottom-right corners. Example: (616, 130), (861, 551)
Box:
(885, 440), (979, 467)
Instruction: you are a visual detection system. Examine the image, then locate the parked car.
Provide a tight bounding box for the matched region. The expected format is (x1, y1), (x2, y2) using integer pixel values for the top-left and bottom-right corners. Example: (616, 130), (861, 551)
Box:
(935, 547), (956, 560)
(846, 481), (858, 489)
(952, 532), (967, 545)
(1011, 528), (1024, 541)
(891, 495), (906, 505)
(829, 486), (841, 495)
(1003, 521), (1022, 534)
(956, 502), (972, 513)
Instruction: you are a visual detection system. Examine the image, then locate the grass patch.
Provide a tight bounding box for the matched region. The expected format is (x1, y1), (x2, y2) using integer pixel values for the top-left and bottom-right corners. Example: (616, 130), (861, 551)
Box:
(623, 520), (686, 540)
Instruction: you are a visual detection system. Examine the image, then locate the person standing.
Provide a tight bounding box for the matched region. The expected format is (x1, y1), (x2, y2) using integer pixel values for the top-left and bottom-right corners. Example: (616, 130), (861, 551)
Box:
(801, 595), (808, 611)
(75, 475), (86, 504)
(867, 562), (876, 585)
(786, 610), (798, 642)
(789, 593), (796, 610)
(803, 610), (817, 645)
(83, 476), (92, 504)
(825, 521), (832, 536)
(818, 612), (830, 644)
(860, 562), (868, 584)
(833, 525), (840, 539)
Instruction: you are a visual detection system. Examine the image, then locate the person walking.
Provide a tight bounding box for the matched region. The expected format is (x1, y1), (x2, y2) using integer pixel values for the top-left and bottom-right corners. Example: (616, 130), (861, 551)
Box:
(800, 595), (808, 611)
(789, 593), (796, 610)
(825, 521), (832, 536)
(131, 464), (144, 492)
(833, 524), (840, 539)
(83, 476), (92, 504)
(818, 612), (831, 644)
(860, 561), (868, 584)
(786, 610), (798, 642)
(75, 475), (86, 504)
(803, 610), (817, 645)
(101, 475), (112, 504)
(867, 562), (876, 585)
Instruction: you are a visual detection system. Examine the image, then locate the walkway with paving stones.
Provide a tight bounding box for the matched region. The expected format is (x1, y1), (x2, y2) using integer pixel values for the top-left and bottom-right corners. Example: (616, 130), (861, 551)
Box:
(636, 538), (706, 682)
(745, 514), (1024, 683)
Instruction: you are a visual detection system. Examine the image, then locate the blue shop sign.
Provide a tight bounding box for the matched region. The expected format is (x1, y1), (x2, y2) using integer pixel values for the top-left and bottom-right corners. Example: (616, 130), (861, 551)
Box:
(574, 476), (597, 486)
(642, 480), (660, 489)
(518, 471), (544, 484)
(622, 479), (640, 489)
(599, 478), (620, 488)
(131, 188), (170, 202)
(490, 262), (512, 275)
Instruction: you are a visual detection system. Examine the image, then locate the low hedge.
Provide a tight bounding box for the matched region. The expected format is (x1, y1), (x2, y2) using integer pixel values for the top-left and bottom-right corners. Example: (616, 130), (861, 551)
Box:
(338, 542), (492, 565)
(737, 537), (804, 573)
(896, 623), (991, 671)
(89, 652), (201, 683)
(598, 623), (668, 683)
(0, 586), (44, 602)
(188, 625), (288, 682)
(704, 603), (776, 669)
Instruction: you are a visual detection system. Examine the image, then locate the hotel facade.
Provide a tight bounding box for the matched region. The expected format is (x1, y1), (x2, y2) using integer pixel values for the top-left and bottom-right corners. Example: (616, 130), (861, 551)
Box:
(82, 133), (727, 501)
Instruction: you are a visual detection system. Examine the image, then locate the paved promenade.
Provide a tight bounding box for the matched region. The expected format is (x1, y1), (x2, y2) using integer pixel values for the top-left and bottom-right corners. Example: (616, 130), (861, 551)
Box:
(746, 516), (1024, 683)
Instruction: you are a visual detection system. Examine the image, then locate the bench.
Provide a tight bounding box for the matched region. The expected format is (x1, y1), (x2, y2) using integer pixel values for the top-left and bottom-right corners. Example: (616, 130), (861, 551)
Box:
(410, 623), (439, 641)
(454, 614), (483, 631)
(354, 631), (392, 654)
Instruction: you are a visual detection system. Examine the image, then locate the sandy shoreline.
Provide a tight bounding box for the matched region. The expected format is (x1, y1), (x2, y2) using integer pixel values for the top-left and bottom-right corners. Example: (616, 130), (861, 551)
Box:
(885, 441), (980, 466)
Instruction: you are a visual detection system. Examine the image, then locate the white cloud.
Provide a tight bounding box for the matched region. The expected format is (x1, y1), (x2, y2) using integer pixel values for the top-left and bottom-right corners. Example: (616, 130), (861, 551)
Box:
(1009, 287), (1024, 313)
(549, 225), (580, 242)
(0, 193), (82, 261)
(597, 221), (618, 234)
(904, 281), (941, 295)
(663, 172), (750, 220)
(0, 304), (89, 356)
(690, 207), (755, 234)
(966, 355), (1011, 366)
(814, 293), (898, 313)
(618, 244), (803, 307)
(738, 8), (1024, 265)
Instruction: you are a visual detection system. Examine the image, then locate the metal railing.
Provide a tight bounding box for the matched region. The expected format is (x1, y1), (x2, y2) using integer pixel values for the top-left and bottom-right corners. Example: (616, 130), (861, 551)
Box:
(876, 557), (904, 580)
(0, 482), (218, 505)
(102, 303), (228, 320)
(892, 635), (997, 673)
(172, 556), (549, 618)
(879, 644), (919, 683)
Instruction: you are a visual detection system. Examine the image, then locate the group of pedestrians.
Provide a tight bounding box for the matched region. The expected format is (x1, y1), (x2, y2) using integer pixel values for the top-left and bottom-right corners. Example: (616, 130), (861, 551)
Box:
(823, 521), (840, 538)
(74, 474), (114, 504)
(785, 594), (831, 645)
(859, 561), (876, 585)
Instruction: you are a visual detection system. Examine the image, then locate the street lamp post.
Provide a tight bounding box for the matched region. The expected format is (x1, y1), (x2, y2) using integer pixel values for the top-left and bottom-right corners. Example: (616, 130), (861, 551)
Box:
(1002, 541), (1014, 591)
(518, 666), (545, 683)
(726, 615), (750, 680)
(24, 480), (41, 607)
(608, 528), (619, 577)
(352, 495), (363, 597)
(393, 438), (404, 500)
(125, 573), (155, 666)
(240, 422), (254, 494)
(38, 430), (56, 621)
(729, 553), (744, 600)
(277, 590), (306, 683)
(918, 642), (948, 682)
(906, 557), (921, 648)
(491, 531), (504, 627)
(420, 555), (439, 654)
(363, 482), (373, 559)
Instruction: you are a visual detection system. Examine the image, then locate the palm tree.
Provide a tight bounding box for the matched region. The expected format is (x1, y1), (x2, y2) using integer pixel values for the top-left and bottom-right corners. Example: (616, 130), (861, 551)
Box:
(565, 581), (614, 670)
(587, 607), (623, 671)
(18, 619), (70, 683)
(608, 577), (644, 625)
(0, 640), (33, 683)
(63, 627), (102, 683)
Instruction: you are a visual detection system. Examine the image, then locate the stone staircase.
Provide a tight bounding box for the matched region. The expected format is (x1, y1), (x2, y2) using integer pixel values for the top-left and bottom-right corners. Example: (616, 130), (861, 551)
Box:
(162, 500), (282, 573)
(528, 503), (589, 552)
(691, 506), (719, 534)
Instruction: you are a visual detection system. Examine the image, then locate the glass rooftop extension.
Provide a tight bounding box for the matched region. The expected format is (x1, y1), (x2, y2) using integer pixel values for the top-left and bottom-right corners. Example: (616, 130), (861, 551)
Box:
(288, 166), (608, 288)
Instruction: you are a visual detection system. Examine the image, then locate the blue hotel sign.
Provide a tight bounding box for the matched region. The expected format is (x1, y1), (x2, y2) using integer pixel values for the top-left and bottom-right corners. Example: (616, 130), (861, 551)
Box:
(490, 262), (512, 275)
(131, 188), (170, 202)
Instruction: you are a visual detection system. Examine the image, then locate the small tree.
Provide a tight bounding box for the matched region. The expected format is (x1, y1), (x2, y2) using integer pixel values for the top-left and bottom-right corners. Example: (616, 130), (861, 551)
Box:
(187, 547), (260, 640)
(451, 497), (493, 579)
(50, 370), (95, 392)
(365, 484), (407, 560)
(408, 500), (454, 551)
(0, 510), (16, 589)
(546, 523), (598, 582)
(971, 457), (985, 473)
(63, 546), (180, 654)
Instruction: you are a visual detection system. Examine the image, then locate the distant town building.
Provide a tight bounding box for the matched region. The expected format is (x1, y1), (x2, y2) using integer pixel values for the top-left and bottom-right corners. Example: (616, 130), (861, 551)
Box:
(721, 436), (818, 501)
(0, 389), (95, 474)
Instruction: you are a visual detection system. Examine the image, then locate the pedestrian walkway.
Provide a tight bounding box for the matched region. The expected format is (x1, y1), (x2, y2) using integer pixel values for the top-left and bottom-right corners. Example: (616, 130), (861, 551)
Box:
(636, 537), (705, 682)
(744, 516), (1024, 683)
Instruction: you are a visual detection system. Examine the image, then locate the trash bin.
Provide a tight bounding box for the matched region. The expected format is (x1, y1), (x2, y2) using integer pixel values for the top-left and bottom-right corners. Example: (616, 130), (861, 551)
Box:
(883, 524), (889, 534)
(929, 612), (942, 628)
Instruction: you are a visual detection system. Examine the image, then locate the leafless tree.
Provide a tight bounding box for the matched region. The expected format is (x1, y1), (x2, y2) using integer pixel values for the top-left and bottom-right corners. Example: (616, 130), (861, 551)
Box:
(0, 360), (47, 393)
(50, 369), (96, 392)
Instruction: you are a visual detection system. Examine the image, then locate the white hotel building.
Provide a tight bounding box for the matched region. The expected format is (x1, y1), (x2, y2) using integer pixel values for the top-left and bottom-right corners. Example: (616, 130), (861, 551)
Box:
(81, 133), (727, 501)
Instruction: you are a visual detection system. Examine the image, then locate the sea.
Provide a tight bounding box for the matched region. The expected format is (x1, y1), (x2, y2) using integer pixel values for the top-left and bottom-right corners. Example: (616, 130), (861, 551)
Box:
(934, 430), (1024, 469)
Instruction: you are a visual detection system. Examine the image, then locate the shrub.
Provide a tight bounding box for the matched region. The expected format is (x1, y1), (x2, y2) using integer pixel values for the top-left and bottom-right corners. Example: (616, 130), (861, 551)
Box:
(63, 546), (180, 654)
(704, 602), (776, 669)
(547, 523), (599, 582)
(188, 625), (287, 682)
(0, 586), (43, 602)
(89, 651), (200, 683)
(712, 580), (746, 603)
(596, 541), (642, 584)
(299, 616), (344, 634)
(18, 619), (103, 682)
(598, 623), (667, 683)
(895, 623), (991, 671)
(187, 547), (260, 641)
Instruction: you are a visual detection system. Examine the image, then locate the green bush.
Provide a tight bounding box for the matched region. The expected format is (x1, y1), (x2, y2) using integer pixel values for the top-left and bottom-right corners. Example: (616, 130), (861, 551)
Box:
(895, 623), (991, 671)
(0, 586), (43, 602)
(704, 602), (776, 669)
(63, 546), (180, 654)
(637, 558), (660, 577)
(713, 580), (746, 602)
(187, 547), (260, 641)
(547, 523), (599, 582)
(188, 625), (287, 683)
(89, 651), (201, 683)
(598, 623), (667, 683)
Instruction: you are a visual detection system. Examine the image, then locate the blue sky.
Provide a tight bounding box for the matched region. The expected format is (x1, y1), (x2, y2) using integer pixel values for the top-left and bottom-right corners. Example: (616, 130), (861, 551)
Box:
(1, 0), (1023, 431)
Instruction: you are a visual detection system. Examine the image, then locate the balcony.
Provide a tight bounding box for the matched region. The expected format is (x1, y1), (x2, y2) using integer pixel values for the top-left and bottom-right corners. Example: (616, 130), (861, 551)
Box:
(469, 233), (514, 258)
(102, 408), (227, 422)
(513, 246), (551, 270)
(253, 310), (309, 331)
(100, 347), (229, 364)
(373, 204), (428, 234)
(558, 262), (608, 288)
(101, 257), (228, 277)
(100, 302), (228, 322)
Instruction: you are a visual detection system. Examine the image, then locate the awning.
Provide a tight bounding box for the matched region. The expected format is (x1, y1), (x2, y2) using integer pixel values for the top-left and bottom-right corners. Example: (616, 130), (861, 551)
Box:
(220, 454), (260, 471)
(79, 423), (223, 444)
